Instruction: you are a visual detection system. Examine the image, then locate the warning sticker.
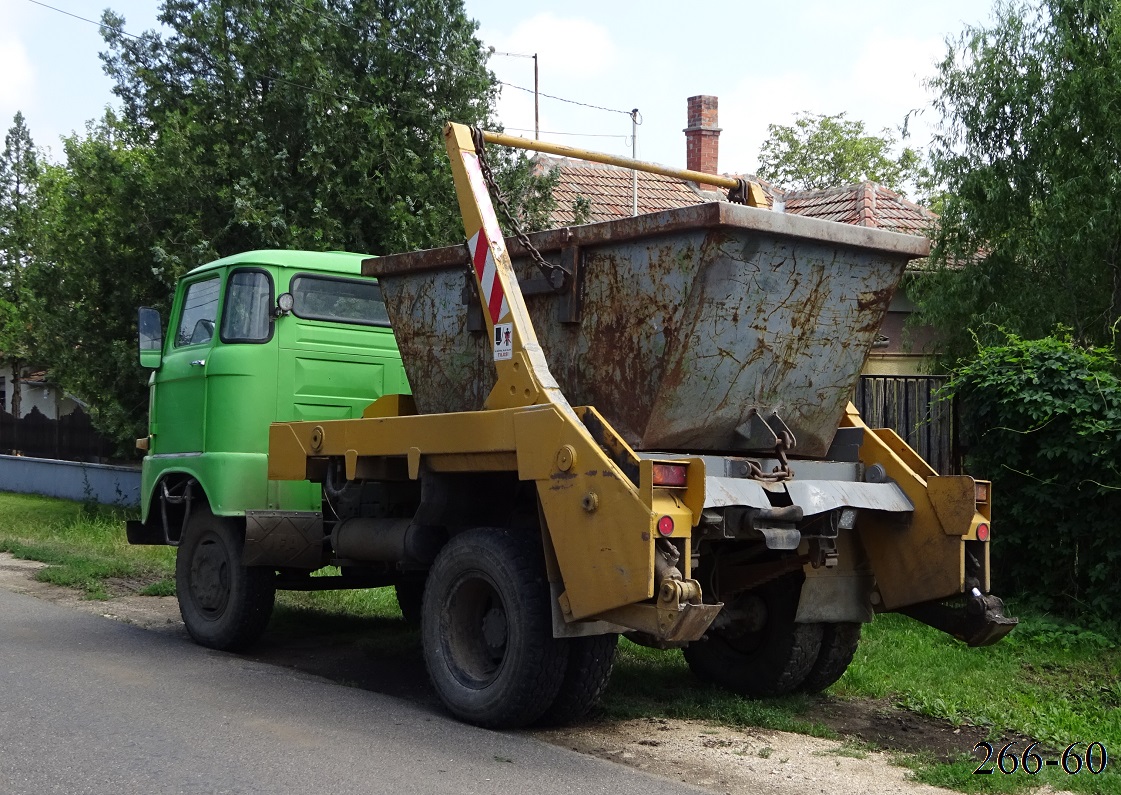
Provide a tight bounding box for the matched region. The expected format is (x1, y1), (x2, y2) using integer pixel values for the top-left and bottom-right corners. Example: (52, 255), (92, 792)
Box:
(493, 323), (513, 361)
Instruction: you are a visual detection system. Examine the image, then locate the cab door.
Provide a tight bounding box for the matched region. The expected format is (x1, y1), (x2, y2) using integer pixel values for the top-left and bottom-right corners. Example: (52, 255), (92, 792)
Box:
(151, 274), (221, 454)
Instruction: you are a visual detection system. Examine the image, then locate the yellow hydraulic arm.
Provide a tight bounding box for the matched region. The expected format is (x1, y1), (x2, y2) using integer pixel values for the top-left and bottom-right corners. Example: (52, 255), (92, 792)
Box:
(440, 122), (718, 637)
(270, 123), (722, 640)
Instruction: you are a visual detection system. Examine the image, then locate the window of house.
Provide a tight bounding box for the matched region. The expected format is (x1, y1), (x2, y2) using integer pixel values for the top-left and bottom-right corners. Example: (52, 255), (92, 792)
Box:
(290, 275), (390, 327)
(175, 277), (221, 347)
(221, 269), (273, 343)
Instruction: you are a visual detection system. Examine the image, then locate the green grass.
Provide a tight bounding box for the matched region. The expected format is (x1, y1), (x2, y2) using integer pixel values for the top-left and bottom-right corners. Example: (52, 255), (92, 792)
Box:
(601, 639), (831, 737)
(0, 492), (174, 599)
(1, 490), (1118, 793)
(835, 611), (1121, 793)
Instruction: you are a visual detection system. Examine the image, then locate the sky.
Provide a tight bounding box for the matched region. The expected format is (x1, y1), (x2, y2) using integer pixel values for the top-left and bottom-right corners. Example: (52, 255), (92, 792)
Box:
(1, 0), (998, 172)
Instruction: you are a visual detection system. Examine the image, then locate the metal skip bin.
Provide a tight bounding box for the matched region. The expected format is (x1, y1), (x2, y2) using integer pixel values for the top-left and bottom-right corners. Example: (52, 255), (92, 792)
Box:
(364, 201), (928, 457)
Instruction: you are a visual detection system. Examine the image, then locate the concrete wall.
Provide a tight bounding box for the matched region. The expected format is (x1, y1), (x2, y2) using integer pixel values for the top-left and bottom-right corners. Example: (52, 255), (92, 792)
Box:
(0, 454), (140, 507)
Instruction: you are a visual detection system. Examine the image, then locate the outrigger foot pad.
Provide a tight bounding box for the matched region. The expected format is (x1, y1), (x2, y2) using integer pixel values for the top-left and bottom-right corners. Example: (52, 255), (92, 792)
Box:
(900, 590), (1018, 647)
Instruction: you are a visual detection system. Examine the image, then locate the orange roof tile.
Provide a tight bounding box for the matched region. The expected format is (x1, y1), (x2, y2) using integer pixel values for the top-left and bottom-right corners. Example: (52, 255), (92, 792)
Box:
(541, 156), (705, 225)
(540, 155), (937, 238)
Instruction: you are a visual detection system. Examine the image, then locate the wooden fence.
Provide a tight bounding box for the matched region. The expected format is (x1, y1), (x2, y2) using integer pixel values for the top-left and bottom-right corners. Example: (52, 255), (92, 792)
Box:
(853, 375), (960, 475)
(0, 406), (116, 462)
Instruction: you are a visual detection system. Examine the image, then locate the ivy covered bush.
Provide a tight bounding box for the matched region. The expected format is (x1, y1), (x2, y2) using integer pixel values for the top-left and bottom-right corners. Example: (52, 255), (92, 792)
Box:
(946, 332), (1121, 618)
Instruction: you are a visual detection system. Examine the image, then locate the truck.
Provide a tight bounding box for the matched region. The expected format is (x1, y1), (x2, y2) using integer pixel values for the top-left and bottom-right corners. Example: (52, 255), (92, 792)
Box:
(128, 122), (1016, 729)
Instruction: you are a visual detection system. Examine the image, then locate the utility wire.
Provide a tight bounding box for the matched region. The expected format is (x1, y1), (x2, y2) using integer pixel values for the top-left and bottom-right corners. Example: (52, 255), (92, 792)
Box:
(299, 3), (634, 116)
(503, 127), (628, 139)
(24, 0), (633, 131)
(22, 0), (392, 113)
(24, 0), (156, 41)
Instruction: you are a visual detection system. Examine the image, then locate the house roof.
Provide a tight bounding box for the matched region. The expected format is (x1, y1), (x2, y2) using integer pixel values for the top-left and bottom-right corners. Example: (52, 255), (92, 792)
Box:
(540, 157), (937, 237)
(542, 156), (707, 225)
(777, 183), (935, 236)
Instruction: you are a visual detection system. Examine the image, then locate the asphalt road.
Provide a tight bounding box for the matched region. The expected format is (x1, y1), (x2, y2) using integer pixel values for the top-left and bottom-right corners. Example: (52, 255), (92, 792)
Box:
(0, 589), (710, 795)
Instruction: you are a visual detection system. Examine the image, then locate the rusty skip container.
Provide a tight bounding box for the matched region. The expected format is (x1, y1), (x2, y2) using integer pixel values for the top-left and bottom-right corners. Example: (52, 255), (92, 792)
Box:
(364, 201), (928, 457)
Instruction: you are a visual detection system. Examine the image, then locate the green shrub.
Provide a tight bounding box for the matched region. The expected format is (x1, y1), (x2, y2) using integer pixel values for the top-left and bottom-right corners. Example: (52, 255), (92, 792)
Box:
(945, 331), (1121, 618)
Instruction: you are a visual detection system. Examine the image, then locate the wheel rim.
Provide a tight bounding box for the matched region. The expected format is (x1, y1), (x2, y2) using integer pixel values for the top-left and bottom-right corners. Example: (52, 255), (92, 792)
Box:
(189, 532), (232, 620)
(442, 571), (509, 689)
(718, 592), (768, 653)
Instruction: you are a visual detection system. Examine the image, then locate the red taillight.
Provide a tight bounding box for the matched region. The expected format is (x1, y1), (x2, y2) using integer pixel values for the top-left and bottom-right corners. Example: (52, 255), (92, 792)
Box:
(652, 463), (687, 487)
(976, 523), (990, 541)
(657, 515), (675, 536)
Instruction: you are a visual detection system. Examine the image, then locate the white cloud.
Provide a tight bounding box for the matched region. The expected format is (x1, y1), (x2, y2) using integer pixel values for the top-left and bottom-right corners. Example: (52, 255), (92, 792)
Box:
(716, 31), (946, 175)
(480, 13), (619, 136)
(719, 73), (826, 175)
(483, 13), (617, 81)
(0, 36), (34, 112)
(845, 31), (947, 147)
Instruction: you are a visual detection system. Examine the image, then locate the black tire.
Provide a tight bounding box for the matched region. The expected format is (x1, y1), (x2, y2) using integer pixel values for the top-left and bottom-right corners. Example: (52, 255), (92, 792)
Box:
(394, 579), (425, 625)
(176, 506), (276, 652)
(799, 622), (861, 693)
(421, 528), (567, 729)
(683, 572), (822, 698)
(537, 633), (618, 726)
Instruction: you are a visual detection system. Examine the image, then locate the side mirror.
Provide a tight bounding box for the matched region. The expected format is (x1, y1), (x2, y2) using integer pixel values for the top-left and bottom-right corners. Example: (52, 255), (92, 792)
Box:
(138, 307), (163, 369)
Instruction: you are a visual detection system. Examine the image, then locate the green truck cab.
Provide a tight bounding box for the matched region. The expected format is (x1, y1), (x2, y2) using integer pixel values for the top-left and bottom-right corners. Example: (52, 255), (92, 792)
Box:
(127, 250), (409, 546)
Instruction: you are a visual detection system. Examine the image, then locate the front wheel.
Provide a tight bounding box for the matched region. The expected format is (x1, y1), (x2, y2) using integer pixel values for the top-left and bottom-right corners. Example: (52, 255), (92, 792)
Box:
(176, 506), (276, 651)
(422, 528), (567, 729)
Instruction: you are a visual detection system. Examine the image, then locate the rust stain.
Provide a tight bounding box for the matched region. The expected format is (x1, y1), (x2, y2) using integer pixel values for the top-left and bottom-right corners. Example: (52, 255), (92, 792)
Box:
(377, 212), (910, 459)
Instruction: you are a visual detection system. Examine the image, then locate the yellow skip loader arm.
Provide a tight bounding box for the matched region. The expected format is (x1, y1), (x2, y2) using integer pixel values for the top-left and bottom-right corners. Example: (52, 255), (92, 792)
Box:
(270, 122), (721, 641)
(841, 405), (1016, 646)
(270, 122), (1015, 651)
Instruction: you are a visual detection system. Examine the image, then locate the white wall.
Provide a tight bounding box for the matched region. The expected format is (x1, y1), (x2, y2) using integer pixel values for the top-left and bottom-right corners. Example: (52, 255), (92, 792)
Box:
(0, 363), (74, 420)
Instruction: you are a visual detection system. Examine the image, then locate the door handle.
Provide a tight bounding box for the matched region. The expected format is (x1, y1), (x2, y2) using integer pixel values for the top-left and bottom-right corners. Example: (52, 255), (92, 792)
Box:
(190, 359), (206, 367)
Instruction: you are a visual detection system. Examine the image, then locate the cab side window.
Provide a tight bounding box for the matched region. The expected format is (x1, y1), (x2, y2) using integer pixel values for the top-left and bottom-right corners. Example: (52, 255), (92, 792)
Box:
(290, 274), (390, 326)
(221, 270), (273, 343)
(175, 277), (220, 347)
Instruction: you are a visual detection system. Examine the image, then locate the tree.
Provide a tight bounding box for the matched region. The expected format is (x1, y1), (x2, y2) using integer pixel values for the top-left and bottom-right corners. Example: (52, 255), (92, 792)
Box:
(0, 111), (42, 421)
(25, 113), (180, 446)
(913, 0), (1121, 362)
(98, 0), (513, 256)
(756, 112), (926, 195)
(945, 331), (1121, 617)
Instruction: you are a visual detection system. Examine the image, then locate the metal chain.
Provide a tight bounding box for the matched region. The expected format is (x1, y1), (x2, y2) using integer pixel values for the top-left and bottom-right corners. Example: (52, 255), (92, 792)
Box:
(470, 127), (569, 285)
(744, 434), (795, 482)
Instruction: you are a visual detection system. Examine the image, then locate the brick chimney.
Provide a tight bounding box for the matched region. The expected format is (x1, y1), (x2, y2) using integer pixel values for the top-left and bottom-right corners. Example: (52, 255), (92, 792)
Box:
(685, 95), (720, 174)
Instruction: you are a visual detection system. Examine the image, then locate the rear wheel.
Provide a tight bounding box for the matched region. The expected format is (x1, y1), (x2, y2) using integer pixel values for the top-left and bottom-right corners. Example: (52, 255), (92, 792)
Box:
(684, 572), (822, 697)
(421, 529), (567, 728)
(799, 622), (861, 693)
(537, 633), (618, 726)
(176, 506), (275, 651)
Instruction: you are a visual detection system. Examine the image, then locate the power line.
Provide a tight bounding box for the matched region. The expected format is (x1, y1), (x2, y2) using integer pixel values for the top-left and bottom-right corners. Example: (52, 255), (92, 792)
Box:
(21, 0), (396, 115)
(23, 0), (634, 128)
(497, 80), (632, 116)
(23, 0), (155, 41)
(300, 3), (633, 117)
(503, 127), (628, 139)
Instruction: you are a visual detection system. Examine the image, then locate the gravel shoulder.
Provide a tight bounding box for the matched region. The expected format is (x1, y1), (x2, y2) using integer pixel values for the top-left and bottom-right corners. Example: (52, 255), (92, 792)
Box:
(0, 552), (1073, 795)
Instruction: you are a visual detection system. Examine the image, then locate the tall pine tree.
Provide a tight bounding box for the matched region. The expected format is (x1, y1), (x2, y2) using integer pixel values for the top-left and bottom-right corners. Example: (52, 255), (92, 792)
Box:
(0, 111), (41, 422)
